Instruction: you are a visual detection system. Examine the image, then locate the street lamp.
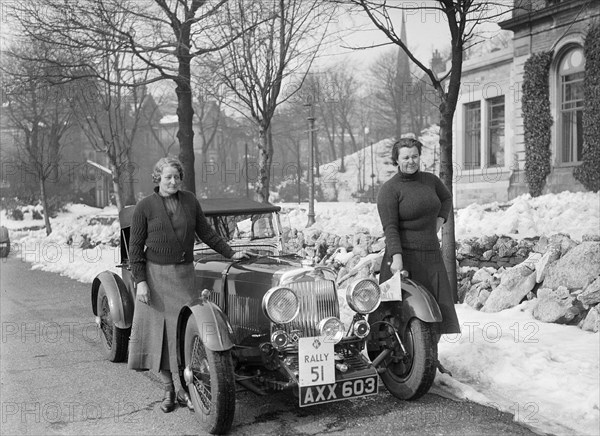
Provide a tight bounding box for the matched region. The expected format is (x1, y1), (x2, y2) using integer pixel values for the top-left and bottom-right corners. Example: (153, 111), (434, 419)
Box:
(370, 139), (376, 203)
(305, 95), (316, 227)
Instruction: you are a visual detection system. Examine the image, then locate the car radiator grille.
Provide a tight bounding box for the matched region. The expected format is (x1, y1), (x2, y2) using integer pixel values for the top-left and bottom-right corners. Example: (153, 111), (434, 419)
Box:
(283, 280), (339, 338)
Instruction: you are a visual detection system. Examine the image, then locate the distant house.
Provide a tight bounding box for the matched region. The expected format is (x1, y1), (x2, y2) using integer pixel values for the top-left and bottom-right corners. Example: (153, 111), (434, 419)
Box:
(452, 0), (599, 207)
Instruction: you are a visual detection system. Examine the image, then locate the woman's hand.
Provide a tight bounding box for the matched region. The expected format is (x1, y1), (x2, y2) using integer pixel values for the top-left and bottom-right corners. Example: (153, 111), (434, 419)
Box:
(390, 254), (403, 275)
(232, 250), (255, 260)
(136, 281), (150, 304)
(436, 217), (445, 234)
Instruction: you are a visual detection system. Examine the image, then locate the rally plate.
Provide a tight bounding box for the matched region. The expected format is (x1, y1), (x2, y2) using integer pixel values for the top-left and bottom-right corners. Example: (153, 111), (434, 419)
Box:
(299, 374), (379, 407)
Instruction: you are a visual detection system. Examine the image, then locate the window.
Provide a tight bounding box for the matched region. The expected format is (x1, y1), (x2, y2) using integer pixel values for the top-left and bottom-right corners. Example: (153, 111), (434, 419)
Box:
(488, 96), (505, 166)
(558, 47), (585, 163)
(464, 101), (481, 168)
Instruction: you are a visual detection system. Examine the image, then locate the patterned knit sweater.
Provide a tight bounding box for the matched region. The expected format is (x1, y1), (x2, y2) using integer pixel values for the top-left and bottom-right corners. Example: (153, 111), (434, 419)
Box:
(377, 170), (452, 256)
(129, 188), (234, 284)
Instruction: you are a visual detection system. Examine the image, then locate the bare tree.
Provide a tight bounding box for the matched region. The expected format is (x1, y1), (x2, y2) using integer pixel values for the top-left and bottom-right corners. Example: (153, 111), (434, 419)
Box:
(72, 76), (149, 210)
(1, 43), (74, 235)
(8, 0), (234, 194)
(216, 0), (337, 202)
(350, 0), (512, 297)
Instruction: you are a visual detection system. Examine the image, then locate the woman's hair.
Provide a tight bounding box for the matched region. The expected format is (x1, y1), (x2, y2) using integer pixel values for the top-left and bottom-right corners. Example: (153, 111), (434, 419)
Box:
(151, 156), (184, 183)
(391, 138), (423, 166)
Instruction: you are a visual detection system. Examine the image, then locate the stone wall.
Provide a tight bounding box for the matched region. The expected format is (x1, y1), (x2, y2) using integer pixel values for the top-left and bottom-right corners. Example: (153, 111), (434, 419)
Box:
(283, 227), (600, 333)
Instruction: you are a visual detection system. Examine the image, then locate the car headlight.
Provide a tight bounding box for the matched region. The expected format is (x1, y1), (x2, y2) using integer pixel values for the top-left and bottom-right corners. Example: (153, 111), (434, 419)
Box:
(318, 317), (345, 344)
(262, 286), (300, 324)
(346, 278), (381, 314)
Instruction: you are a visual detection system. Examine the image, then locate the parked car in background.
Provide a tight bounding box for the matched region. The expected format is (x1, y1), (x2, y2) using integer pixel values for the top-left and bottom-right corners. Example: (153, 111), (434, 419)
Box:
(0, 226), (10, 258)
(91, 198), (442, 434)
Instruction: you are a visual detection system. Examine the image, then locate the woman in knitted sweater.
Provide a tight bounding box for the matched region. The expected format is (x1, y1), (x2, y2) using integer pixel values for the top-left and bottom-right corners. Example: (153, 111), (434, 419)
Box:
(377, 138), (460, 339)
(127, 157), (248, 413)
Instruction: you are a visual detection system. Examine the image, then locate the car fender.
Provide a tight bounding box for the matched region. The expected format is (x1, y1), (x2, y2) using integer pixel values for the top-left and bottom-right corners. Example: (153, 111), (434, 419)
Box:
(91, 271), (134, 329)
(179, 300), (235, 353)
(369, 277), (442, 332)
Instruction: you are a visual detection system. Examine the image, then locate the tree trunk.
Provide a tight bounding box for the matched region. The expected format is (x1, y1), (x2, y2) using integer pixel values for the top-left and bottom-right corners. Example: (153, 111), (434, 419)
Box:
(122, 155), (136, 206)
(339, 125), (346, 172)
(175, 62), (196, 194)
(108, 161), (123, 211)
(438, 104), (457, 301)
(256, 124), (273, 202)
(39, 178), (52, 236)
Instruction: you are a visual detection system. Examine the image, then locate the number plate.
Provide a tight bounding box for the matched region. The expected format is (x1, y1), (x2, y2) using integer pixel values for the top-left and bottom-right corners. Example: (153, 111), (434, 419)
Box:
(299, 375), (379, 407)
(298, 336), (335, 387)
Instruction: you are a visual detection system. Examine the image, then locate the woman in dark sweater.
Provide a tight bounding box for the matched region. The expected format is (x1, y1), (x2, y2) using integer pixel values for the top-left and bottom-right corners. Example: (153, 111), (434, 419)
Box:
(377, 138), (460, 339)
(128, 157), (248, 412)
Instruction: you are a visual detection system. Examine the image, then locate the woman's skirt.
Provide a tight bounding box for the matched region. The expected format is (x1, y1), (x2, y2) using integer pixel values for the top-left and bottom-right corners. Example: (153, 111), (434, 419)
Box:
(380, 248), (461, 334)
(127, 261), (195, 373)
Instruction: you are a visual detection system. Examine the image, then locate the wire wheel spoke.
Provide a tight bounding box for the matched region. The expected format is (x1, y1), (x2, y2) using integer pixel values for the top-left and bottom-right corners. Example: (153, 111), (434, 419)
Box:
(191, 336), (212, 409)
(99, 297), (113, 347)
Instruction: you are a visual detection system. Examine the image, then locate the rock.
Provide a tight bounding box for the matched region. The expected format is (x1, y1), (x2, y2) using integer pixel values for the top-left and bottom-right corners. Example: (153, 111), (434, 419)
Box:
(534, 236), (549, 253)
(482, 264), (536, 312)
(459, 259), (481, 268)
(303, 228), (321, 246)
(579, 306), (600, 333)
(457, 238), (477, 258)
(457, 277), (471, 303)
(543, 242), (600, 290)
(464, 283), (492, 310)
(534, 250), (554, 283)
(338, 235), (353, 250)
(482, 250), (494, 261)
(345, 254), (362, 270)
(583, 234), (600, 242)
(369, 238), (386, 253)
(548, 233), (578, 257)
(521, 252), (542, 270)
(478, 235), (498, 252)
(533, 286), (585, 324)
(577, 277), (600, 307)
(472, 268), (493, 285)
(494, 236), (518, 258)
(534, 236), (562, 262)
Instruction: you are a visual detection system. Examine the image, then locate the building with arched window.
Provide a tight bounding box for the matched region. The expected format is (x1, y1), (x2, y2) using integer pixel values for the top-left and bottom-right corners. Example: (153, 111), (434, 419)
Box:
(451, 0), (599, 207)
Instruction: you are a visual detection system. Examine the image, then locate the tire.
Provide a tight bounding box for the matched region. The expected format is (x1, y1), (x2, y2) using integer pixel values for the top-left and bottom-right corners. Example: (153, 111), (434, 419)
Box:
(184, 317), (235, 435)
(376, 317), (437, 401)
(97, 284), (130, 362)
(0, 227), (10, 258)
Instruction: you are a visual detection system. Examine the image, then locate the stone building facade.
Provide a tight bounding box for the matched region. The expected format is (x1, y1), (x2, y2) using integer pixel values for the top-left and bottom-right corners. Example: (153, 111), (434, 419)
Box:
(452, 0), (600, 207)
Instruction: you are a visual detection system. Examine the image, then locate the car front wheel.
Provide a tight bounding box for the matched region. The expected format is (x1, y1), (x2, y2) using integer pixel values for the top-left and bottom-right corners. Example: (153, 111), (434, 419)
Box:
(97, 284), (129, 362)
(376, 317), (437, 401)
(184, 316), (235, 435)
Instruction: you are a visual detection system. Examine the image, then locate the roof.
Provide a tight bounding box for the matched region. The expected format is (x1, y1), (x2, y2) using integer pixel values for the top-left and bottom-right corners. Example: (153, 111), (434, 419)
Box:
(199, 198), (281, 216)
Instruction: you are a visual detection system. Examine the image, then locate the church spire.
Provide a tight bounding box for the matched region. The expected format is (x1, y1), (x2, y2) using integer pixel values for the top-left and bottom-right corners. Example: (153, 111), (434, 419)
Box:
(395, 10), (411, 139)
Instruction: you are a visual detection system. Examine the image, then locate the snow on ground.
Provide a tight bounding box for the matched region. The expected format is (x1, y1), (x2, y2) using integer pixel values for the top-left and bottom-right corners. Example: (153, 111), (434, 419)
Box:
(1, 191), (599, 436)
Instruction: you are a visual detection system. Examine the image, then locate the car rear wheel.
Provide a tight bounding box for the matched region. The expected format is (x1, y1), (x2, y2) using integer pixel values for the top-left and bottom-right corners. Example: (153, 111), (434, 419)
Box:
(97, 284), (129, 362)
(376, 317), (437, 401)
(184, 316), (235, 435)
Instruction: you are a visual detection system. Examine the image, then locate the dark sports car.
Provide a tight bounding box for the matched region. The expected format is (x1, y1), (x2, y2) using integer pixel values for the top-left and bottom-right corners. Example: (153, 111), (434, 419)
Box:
(91, 198), (442, 434)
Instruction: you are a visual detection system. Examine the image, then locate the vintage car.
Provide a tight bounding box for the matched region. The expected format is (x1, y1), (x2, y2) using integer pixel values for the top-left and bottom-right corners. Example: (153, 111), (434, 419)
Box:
(0, 226), (10, 258)
(91, 198), (442, 434)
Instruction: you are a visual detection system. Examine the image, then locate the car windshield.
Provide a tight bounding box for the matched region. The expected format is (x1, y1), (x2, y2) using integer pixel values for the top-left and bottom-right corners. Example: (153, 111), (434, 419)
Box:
(210, 213), (277, 241)
(197, 212), (293, 256)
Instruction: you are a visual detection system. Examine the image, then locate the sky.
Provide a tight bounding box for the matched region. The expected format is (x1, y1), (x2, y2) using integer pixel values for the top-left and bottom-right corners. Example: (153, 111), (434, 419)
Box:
(2, 144), (599, 436)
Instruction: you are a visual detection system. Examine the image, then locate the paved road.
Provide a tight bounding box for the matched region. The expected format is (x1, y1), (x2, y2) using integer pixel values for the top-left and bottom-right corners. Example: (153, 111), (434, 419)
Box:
(0, 255), (540, 435)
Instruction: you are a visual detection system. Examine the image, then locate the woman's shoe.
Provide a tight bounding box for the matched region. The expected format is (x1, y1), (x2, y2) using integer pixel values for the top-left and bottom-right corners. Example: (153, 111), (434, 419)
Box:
(177, 389), (194, 411)
(436, 360), (453, 377)
(160, 390), (176, 413)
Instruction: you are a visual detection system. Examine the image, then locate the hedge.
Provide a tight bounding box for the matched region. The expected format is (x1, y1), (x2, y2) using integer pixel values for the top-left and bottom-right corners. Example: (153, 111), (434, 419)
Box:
(522, 51), (553, 197)
(574, 21), (600, 192)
